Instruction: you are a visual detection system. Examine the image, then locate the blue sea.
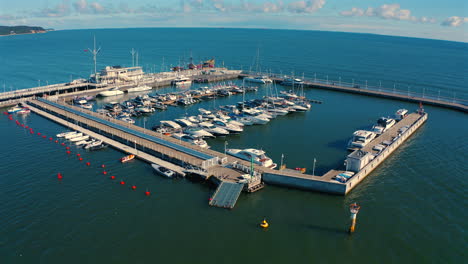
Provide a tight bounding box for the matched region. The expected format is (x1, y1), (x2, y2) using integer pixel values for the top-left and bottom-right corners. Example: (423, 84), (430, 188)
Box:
(0, 28), (467, 263)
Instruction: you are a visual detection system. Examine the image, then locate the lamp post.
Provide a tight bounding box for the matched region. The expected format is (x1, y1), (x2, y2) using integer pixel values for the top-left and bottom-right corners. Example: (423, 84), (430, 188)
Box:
(224, 141), (228, 157)
(312, 158), (316, 176)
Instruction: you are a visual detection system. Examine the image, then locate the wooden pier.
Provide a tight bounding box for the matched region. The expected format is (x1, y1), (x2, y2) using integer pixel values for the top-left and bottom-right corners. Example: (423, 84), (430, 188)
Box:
(239, 74), (468, 113)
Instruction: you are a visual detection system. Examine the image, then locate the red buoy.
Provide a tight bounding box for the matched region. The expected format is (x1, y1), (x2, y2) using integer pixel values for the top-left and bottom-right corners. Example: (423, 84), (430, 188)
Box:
(131, 185), (137, 190)
(78, 157), (83, 161)
(120, 181), (125, 185)
(55, 140), (58, 143)
(25, 126), (29, 129)
(57, 173), (63, 179)
(66, 146), (70, 150)
(76, 153), (81, 157)
(49, 137), (53, 141)
(145, 191), (151, 196)
(66, 150), (71, 154)
(42, 135), (47, 138)
(102, 171), (107, 175)
(110, 175), (115, 179)
(37, 132), (41, 135)
(61, 143), (65, 146)
(3, 112), (7, 115)
(101, 164), (105, 168)
(86, 162), (91, 166)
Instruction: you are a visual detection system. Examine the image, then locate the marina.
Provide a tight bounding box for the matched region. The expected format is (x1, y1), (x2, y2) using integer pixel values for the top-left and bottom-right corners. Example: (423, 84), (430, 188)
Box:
(16, 89), (427, 205)
(0, 27), (465, 264)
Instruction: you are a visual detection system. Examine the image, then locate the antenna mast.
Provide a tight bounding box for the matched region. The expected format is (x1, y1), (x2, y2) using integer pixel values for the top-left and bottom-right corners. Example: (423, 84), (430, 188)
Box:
(88, 35), (101, 83)
(130, 48), (136, 67)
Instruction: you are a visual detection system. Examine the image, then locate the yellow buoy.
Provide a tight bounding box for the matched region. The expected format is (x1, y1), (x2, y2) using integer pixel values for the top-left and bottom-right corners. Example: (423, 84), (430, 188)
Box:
(260, 219), (269, 228)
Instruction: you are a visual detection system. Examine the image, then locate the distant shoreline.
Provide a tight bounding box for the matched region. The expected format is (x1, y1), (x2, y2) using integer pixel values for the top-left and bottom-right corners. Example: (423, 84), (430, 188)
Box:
(0, 31), (48, 37)
(0, 26), (53, 37)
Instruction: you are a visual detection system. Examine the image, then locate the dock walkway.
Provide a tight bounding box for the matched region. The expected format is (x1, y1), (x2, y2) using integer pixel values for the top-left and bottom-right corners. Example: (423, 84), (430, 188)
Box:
(209, 182), (244, 209)
(23, 102), (187, 176)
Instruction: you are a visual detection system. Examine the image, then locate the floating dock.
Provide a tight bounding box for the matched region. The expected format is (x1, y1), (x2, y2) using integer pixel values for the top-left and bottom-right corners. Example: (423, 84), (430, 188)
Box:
(209, 182), (244, 209)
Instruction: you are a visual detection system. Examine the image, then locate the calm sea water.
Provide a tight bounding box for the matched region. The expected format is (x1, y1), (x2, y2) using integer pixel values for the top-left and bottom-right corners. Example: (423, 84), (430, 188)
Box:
(0, 28), (467, 263)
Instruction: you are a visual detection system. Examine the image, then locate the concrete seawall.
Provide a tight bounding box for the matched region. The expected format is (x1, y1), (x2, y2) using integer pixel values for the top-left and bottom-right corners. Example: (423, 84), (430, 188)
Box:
(343, 112), (428, 194)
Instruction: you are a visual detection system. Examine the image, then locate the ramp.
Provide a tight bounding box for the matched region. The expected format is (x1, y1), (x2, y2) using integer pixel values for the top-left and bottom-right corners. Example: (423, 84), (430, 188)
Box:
(209, 182), (244, 209)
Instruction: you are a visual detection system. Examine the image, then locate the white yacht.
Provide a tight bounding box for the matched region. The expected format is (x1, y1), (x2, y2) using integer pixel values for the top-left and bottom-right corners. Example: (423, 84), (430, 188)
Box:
(57, 131), (76, 138)
(372, 117), (396, 135)
(172, 133), (209, 149)
(243, 76), (273, 84)
(198, 122), (229, 136)
(212, 119), (243, 133)
(69, 135), (90, 142)
(281, 78), (303, 86)
(118, 116), (135, 124)
(127, 85), (152, 93)
(151, 163), (175, 178)
(160, 121), (182, 130)
(347, 130), (377, 151)
(174, 119), (194, 128)
(65, 132), (83, 140)
(171, 76), (192, 86)
(394, 109), (408, 121)
(226, 148), (277, 169)
(198, 108), (216, 119)
(98, 87), (124, 97)
(231, 116), (254, 126)
(184, 127), (214, 138)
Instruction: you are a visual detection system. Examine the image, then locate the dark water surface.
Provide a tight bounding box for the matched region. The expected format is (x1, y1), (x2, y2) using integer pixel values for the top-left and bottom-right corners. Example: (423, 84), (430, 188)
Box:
(0, 28), (466, 263)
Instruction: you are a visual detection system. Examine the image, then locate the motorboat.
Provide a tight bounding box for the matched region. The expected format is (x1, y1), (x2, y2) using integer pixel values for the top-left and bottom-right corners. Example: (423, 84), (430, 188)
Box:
(347, 130), (377, 151)
(198, 108), (216, 119)
(69, 135), (90, 142)
(7, 105), (23, 113)
(160, 121), (182, 130)
(171, 76), (192, 86)
(394, 109), (408, 121)
(75, 139), (93, 146)
(198, 122), (229, 136)
(84, 140), (104, 150)
(172, 133), (209, 148)
(121, 154), (135, 163)
(187, 115), (204, 124)
(127, 85), (152, 93)
(57, 131), (75, 138)
(151, 163), (175, 178)
(119, 116), (135, 124)
(372, 117), (396, 135)
(135, 106), (154, 113)
(226, 148), (277, 169)
(17, 108), (31, 114)
(281, 78), (303, 86)
(184, 127), (214, 138)
(175, 118), (196, 128)
(212, 119), (243, 133)
(98, 87), (124, 97)
(65, 132), (83, 139)
(243, 76), (273, 84)
(77, 103), (93, 109)
(231, 116), (254, 126)
(290, 104), (308, 112)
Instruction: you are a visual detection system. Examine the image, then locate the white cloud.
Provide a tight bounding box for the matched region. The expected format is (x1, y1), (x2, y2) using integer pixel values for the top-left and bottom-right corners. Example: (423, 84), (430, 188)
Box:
(288, 0), (325, 14)
(73, 0), (88, 12)
(441, 16), (468, 27)
(340, 4), (436, 24)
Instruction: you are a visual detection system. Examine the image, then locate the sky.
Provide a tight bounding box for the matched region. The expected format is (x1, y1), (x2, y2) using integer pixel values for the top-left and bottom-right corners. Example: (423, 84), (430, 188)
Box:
(0, 0), (467, 42)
